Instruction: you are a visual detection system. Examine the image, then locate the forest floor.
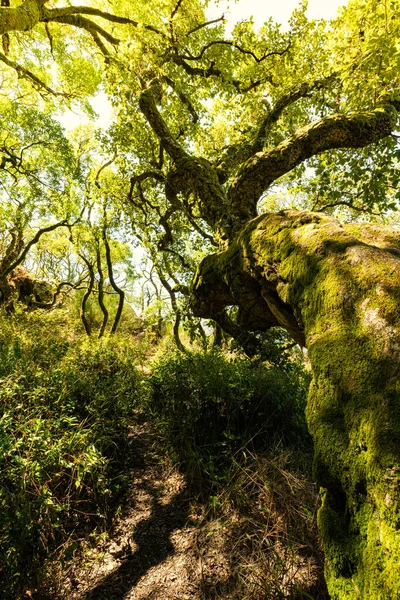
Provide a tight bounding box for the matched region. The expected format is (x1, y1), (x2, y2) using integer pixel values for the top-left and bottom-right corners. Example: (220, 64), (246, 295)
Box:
(50, 417), (328, 600)
(54, 419), (232, 600)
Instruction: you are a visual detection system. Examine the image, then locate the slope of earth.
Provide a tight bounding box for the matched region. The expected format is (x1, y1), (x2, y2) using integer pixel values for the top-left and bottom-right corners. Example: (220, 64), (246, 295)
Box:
(44, 418), (328, 600)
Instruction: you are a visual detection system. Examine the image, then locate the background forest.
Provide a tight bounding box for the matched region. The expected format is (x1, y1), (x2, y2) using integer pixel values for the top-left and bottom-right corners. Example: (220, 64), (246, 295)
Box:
(0, 0), (399, 598)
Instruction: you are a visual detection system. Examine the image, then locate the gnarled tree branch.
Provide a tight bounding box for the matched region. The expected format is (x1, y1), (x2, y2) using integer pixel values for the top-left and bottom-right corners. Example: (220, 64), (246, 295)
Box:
(139, 80), (228, 232)
(215, 75), (338, 184)
(139, 80), (188, 161)
(179, 38), (291, 64)
(228, 103), (400, 230)
(2, 219), (70, 279)
(251, 74), (338, 153)
(33, 278), (86, 309)
(49, 14), (120, 45)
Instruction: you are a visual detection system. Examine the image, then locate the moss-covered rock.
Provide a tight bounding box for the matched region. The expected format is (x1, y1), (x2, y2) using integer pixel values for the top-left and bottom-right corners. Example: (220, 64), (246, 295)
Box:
(192, 210), (400, 598)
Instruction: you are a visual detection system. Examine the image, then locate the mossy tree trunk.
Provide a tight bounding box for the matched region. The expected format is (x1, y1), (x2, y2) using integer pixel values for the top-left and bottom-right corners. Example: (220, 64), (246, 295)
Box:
(191, 210), (400, 599)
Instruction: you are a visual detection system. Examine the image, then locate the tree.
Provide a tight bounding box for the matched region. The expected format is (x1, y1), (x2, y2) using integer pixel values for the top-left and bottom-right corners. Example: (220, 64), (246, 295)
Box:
(1, 0), (400, 596)
(0, 103), (82, 309)
(115, 4), (400, 595)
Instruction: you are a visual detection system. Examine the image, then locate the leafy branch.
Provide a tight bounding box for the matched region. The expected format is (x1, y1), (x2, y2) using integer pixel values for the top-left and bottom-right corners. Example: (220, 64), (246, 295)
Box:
(0, 51), (67, 96)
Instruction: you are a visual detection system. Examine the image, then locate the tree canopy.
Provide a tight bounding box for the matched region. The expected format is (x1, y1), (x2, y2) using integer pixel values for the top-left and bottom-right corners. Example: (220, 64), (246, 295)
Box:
(1, 0), (400, 597)
(1, 0), (399, 276)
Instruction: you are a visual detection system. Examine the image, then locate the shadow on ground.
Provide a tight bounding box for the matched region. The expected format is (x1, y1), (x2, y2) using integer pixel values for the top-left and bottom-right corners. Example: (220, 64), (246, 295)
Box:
(81, 484), (191, 599)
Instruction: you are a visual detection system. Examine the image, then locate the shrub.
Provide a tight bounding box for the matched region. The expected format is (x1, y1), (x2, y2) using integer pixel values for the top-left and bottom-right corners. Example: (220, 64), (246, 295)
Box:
(149, 348), (311, 486)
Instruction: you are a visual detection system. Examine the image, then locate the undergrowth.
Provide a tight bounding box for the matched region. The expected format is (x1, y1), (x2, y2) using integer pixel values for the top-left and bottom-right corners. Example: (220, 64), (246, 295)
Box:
(0, 308), (149, 599)
(149, 346), (311, 488)
(148, 346), (328, 598)
(0, 308), (326, 599)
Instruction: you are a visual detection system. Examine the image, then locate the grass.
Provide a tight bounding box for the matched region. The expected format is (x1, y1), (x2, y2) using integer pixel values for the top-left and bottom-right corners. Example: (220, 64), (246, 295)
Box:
(200, 448), (328, 599)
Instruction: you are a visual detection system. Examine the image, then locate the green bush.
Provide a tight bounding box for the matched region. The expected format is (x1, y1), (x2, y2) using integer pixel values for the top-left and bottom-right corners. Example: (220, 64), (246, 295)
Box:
(0, 310), (147, 598)
(149, 348), (311, 485)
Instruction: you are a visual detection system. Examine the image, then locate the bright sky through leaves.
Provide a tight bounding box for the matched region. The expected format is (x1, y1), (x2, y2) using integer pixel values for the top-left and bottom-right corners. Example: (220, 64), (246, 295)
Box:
(207, 0), (346, 32)
(59, 0), (347, 131)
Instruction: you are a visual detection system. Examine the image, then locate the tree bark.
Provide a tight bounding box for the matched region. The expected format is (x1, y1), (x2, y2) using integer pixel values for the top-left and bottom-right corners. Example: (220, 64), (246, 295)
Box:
(191, 209), (400, 598)
(96, 248), (108, 338)
(79, 255), (95, 337)
(0, 0), (44, 35)
(102, 228), (125, 335)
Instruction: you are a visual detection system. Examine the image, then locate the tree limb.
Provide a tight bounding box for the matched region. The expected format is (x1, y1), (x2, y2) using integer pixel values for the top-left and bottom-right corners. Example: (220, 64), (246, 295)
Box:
(170, 0), (184, 20)
(163, 75), (199, 123)
(128, 169), (164, 202)
(213, 310), (264, 358)
(103, 225), (125, 334)
(228, 103), (400, 229)
(251, 74), (338, 153)
(139, 80), (228, 231)
(169, 54), (262, 92)
(50, 14), (120, 46)
(0, 0), (165, 37)
(0, 51), (66, 96)
(187, 16), (225, 36)
(179, 38), (291, 64)
(95, 154), (117, 189)
(214, 75), (337, 184)
(0, 225), (24, 275)
(33, 278), (85, 309)
(2, 219), (70, 278)
(139, 80), (188, 162)
(44, 6), (141, 27)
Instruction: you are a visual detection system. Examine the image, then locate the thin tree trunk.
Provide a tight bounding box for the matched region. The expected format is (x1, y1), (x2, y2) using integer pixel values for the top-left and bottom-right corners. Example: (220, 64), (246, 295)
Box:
(159, 274), (187, 353)
(212, 322), (222, 349)
(103, 228), (125, 334)
(96, 247), (108, 338)
(79, 254), (95, 336)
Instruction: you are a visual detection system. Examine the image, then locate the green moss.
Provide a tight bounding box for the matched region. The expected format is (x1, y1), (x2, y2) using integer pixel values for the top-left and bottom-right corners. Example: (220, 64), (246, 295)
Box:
(273, 214), (400, 599)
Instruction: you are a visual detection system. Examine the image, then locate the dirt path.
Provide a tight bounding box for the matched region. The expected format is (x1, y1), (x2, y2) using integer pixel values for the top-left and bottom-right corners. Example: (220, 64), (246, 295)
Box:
(59, 422), (231, 600)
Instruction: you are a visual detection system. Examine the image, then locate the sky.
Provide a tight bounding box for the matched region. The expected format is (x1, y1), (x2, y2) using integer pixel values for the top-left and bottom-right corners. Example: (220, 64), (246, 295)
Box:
(59, 0), (347, 130)
(206, 0), (346, 33)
